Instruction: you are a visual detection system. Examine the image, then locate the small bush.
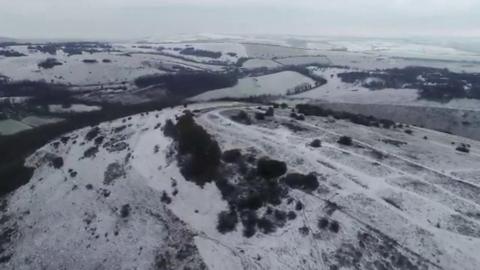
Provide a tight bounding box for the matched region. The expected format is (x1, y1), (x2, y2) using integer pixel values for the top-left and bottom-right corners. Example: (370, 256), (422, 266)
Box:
(329, 220), (340, 233)
(241, 210), (257, 238)
(337, 136), (353, 146)
(161, 191), (172, 204)
(257, 158), (287, 179)
(318, 217), (329, 229)
(51, 156), (64, 169)
(265, 107), (274, 117)
(310, 139), (321, 148)
(120, 204), (131, 218)
(38, 58), (62, 69)
(163, 119), (177, 138)
(85, 126), (100, 141)
(257, 217), (276, 234)
(255, 112), (265, 120)
(404, 129), (413, 135)
(231, 111), (251, 125)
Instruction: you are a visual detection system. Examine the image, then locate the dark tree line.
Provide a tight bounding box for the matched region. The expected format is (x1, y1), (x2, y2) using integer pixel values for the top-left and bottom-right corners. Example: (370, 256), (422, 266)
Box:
(337, 66), (480, 102)
(134, 72), (238, 97)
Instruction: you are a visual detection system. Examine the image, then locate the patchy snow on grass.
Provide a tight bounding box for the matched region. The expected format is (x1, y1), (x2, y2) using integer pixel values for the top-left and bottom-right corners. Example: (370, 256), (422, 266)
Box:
(275, 55), (330, 66)
(49, 104), (101, 113)
(21, 116), (63, 127)
(0, 119), (32, 135)
(241, 58), (282, 70)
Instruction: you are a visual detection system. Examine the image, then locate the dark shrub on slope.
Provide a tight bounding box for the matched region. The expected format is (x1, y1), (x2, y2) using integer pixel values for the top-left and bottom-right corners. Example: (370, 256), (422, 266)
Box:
(257, 158), (287, 179)
(217, 209), (238, 233)
(222, 149), (242, 163)
(283, 173), (319, 192)
(167, 113), (222, 185)
(337, 136), (353, 146)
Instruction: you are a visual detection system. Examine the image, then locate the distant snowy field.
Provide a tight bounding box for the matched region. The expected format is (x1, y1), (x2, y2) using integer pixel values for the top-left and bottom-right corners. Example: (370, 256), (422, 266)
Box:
(190, 71), (316, 100)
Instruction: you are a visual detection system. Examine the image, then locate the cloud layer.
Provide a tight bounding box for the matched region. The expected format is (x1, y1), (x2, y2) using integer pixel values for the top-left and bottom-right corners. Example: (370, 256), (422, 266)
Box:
(1, 0), (479, 39)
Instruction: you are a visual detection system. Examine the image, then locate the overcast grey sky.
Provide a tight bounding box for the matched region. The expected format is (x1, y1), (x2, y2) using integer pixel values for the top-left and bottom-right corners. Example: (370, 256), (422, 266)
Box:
(1, 0), (479, 39)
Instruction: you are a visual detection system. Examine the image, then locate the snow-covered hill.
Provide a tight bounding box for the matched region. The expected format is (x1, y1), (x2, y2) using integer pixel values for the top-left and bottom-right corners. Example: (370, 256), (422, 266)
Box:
(1, 102), (480, 269)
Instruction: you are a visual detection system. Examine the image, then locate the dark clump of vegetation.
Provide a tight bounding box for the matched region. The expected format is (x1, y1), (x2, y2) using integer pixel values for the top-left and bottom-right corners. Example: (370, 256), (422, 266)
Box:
(329, 220), (340, 233)
(217, 208), (238, 233)
(254, 112), (265, 120)
(165, 112), (221, 186)
(38, 58), (63, 69)
(337, 136), (353, 146)
(134, 72), (238, 98)
(265, 107), (274, 117)
(120, 204), (131, 218)
(282, 173), (319, 192)
(456, 144), (470, 153)
(318, 217), (329, 229)
(240, 210), (258, 238)
(257, 158), (287, 179)
(85, 126), (100, 141)
(180, 47), (222, 59)
(161, 191), (172, 204)
(404, 129), (413, 135)
(0, 50), (26, 57)
(257, 217), (275, 234)
(82, 59), (98, 64)
(0, 80), (70, 104)
(296, 104), (395, 129)
(51, 157), (64, 169)
(231, 110), (251, 125)
(222, 149), (242, 163)
(310, 139), (321, 148)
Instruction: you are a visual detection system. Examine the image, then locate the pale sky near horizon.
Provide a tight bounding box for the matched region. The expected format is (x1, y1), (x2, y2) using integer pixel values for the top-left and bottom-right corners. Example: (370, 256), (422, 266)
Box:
(0, 0), (479, 39)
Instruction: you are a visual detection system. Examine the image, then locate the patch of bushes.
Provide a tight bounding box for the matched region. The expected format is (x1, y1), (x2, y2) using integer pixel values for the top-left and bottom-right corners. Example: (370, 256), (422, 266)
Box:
(0, 50), (26, 57)
(38, 58), (63, 69)
(265, 107), (274, 117)
(257, 158), (287, 179)
(337, 136), (353, 146)
(282, 173), (319, 192)
(456, 144), (470, 153)
(296, 104), (395, 129)
(180, 47), (222, 59)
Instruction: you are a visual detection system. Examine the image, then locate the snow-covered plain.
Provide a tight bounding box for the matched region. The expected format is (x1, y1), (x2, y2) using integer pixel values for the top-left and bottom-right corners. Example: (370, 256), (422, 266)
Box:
(2, 102), (480, 269)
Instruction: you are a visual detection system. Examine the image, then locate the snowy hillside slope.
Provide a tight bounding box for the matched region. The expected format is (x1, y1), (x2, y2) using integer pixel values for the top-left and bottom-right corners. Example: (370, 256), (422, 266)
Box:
(1, 102), (480, 269)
